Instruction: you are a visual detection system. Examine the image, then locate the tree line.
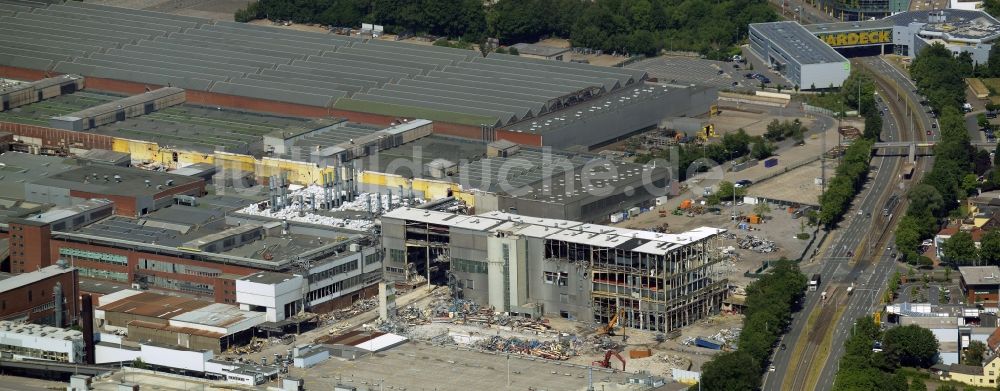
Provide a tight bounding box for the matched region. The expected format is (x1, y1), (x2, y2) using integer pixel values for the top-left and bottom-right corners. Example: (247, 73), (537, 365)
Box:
(234, 0), (776, 58)
(895, 43), (979, 266)
(831, 317), (939, 391)
(697, 259), (807, 390)
(634, 128), (775, 181)
(812, 71), (881, 228)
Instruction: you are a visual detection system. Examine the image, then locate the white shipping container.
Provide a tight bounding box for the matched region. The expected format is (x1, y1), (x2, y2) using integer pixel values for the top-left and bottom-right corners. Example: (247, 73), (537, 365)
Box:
(140, 344), (211, 372)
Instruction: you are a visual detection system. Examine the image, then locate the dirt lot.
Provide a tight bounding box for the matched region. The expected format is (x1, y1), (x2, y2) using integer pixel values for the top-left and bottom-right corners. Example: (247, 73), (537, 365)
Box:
(248, 19), (331, 33)
(563, 313), (744, 380)
(710, 109), (814, 139)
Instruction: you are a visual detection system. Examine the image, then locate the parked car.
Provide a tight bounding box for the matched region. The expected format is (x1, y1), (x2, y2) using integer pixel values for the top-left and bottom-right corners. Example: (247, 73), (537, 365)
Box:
(926, 130), (933, 136)
(744, 73), (755, 79)
(717, 69), (724, 75)
(735, 179), (753, 188)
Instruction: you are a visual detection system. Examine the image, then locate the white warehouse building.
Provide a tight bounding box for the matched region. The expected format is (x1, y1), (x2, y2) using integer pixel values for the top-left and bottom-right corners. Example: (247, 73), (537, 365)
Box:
(748, 21), (852, 90)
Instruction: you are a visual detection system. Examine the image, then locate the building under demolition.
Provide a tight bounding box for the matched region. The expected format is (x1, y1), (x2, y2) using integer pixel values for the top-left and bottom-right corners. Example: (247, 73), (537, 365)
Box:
(380, 208), (728, 332)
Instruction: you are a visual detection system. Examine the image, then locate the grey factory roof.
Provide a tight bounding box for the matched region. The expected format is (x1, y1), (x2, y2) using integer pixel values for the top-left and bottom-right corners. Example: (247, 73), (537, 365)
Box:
(143, 205), (224, 228)
(19, 198), (112, 225)
(0, 152), (81, 200)
(73, 212), (348, 263)
(32, 165), (202, 199)
(75, 148), (131, 166)
(367, 134), (644, 200)
(0, 1), (646, 127)
(751, 21), (848, 65)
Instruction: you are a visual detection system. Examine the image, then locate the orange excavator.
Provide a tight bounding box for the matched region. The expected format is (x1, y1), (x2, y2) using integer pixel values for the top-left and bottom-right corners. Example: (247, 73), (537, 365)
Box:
(596, 308), (625, 336)
(592, 349), (626, 371)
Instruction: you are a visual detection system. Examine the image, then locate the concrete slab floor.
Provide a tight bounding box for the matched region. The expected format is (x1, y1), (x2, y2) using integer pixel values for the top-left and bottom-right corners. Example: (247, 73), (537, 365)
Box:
(289, 342), (649, 391)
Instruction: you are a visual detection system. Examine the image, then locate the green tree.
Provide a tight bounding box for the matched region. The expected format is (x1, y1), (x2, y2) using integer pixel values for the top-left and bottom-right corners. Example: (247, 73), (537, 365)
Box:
(987, 38), (1000, 76)
(979, 113), (991, 129)
(964, 340), (986, 366)
(943, 231), (978, 266)
(750, 139), (774, 160)
(980, 230), (1000, 265)
(908, 378), (927, 391)
(698, 351), (760, 391)
(753, 202), (771, 219)
(883, 325), (940, 368)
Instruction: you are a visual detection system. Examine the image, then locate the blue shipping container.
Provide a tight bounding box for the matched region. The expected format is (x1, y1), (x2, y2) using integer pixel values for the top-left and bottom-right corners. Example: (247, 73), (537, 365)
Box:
(764, 158), (778, 168)
(695, 337), (723, 350)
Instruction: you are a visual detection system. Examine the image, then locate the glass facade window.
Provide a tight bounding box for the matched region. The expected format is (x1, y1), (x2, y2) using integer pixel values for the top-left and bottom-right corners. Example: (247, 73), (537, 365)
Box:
(452, 258), (487, 274)
(59, 248), (127, 265)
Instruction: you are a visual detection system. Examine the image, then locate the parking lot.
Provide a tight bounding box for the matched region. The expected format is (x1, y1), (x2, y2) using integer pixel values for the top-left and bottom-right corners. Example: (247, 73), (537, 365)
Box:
(627, 56), (755, 92)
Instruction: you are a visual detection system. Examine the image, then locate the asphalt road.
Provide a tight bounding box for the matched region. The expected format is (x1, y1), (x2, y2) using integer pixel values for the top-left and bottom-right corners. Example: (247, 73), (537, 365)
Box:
(812, 57), (937, 391)
(764, 56), (931, 391)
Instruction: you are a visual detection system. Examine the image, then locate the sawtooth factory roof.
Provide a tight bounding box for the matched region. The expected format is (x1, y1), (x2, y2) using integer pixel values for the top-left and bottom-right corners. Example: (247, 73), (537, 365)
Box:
(0, 1), (647, 127)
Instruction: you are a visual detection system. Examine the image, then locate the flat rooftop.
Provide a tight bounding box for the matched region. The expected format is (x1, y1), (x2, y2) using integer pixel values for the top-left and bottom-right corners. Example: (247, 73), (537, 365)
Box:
(0, 152), (81, 200)
(18, 198), (112, 225)
(960, 266), (1000, 285)
(72, 212), (358, 264)
(0, 320), (83, 341)
(32, 164), (202, 198)
(238, 271), (297, 285)
(169, 303), (263, 329)
(0, 90), (312, 155)
(97, 291), (212, 319)
(369, 134), (650, 203)
(751, 21), (848, 65)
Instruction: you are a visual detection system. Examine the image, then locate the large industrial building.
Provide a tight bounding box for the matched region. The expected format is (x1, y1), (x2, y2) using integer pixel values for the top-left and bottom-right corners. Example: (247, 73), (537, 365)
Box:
(3, 191), (383, 316)
(0, 1), (712, 150)
(381, 208), (729, 332)
(749, 9), (1000, 88)
(749, 21), (852, 90)
(94, 290), (264, 353)
(362, 135), (674, 222)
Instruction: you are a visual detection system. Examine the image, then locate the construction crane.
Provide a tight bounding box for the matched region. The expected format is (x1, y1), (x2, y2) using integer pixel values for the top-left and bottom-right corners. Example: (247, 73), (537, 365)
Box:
(596, 308), (625, 336)
(592, 349), (626, 371)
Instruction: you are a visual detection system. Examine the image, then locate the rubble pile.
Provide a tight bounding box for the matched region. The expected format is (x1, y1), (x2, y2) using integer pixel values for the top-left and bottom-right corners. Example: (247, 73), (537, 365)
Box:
(659, 354), (692, 371)
(472, 335), (580, 360)
(326, 298), (378, 322)
(709, 328), (742, 349)
(374, 306), (427, 335)
(227, 337), (268, 355)
(738, 235), (777, 253)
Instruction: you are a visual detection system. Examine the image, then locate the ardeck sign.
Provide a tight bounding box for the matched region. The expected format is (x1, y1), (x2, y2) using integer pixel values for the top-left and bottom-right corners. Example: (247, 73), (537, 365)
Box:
(817, 30), (892, 47)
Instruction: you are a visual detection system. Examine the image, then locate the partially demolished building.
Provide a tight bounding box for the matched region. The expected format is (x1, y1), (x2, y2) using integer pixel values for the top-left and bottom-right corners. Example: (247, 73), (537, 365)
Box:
(380, 208), (728, 332)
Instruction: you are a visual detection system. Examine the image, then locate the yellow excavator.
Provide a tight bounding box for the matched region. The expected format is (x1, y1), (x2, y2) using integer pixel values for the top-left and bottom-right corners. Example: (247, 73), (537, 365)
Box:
(597, 308), (626, 336)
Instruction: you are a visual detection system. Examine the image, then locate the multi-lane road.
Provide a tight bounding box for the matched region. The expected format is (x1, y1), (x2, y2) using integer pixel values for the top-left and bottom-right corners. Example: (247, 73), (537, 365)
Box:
(763, 56), (932, 391)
